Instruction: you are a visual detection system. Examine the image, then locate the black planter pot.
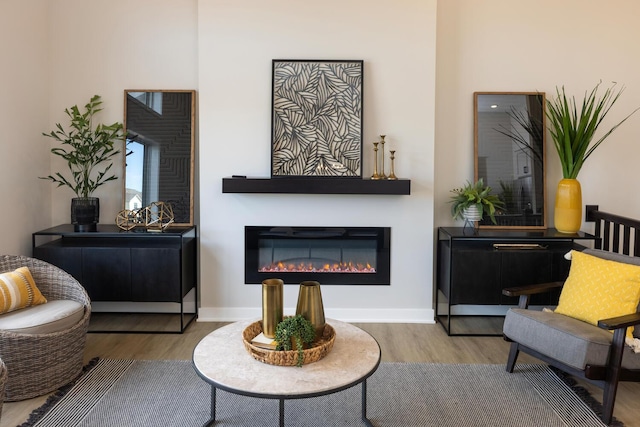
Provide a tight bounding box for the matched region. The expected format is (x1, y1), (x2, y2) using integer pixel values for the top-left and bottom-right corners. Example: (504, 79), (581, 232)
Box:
(71, 197), (99, 232)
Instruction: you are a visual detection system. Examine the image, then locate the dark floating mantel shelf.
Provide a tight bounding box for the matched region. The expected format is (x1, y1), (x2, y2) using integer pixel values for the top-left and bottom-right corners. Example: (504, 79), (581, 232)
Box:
(222, 176), (411, 195)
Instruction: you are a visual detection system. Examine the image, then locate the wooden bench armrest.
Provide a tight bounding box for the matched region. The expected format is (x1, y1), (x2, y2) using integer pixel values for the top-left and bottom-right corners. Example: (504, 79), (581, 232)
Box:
(598, 312), (640, 331)
(502, 281), (564, 297)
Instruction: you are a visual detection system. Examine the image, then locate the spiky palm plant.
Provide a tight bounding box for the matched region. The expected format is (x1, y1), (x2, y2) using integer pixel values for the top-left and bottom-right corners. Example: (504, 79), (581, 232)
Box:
(546, 82), (639, 179)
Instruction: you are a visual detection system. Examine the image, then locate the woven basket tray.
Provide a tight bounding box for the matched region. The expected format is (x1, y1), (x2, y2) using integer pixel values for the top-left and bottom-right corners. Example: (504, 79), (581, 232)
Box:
(242, 320), (336, 366)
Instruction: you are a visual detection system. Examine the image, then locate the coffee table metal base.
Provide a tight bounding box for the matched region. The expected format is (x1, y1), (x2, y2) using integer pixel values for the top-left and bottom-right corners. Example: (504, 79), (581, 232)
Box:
(202, 379), (373, 427)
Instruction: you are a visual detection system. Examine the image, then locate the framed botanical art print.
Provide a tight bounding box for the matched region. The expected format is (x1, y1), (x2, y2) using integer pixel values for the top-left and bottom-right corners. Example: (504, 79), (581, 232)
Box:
(271, 59), (363, 177)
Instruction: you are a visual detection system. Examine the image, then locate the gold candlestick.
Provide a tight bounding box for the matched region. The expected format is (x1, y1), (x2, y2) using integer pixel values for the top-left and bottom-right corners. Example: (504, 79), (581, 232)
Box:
(379, 135), (387, 179)
(371, 142), (380, 180)
(388, 150), (397, 180)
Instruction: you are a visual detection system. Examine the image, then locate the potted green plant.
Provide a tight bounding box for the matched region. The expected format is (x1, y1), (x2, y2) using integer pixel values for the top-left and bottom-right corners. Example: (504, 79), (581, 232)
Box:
(450, 178), (504, 225)
(546, 82), (639, 232)
(41, 95), (123, 231)
(274, 315), (316, 367)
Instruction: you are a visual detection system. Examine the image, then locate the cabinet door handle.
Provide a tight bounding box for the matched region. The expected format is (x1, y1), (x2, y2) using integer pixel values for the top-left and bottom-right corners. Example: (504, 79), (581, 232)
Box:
(492, 243), (548, 250)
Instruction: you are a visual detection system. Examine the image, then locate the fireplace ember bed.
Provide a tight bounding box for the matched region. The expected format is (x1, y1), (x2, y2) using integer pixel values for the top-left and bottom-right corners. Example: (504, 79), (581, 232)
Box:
(245, 226), (391, 285)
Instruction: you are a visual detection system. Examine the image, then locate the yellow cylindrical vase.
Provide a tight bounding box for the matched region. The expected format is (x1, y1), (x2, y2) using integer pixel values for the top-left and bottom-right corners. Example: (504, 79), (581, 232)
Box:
(262, 278), (283, 338)
(295, 281), (326, 339)
(554, 178), (582, 233)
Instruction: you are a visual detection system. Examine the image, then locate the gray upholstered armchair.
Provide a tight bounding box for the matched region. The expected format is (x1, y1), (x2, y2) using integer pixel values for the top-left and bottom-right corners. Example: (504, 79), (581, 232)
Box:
(0, 255), (91, 401)
(502, 208), (640, 425)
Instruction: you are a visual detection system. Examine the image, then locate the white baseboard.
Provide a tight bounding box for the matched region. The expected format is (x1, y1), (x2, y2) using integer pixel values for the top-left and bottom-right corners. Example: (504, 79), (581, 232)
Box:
(197, 307), (435, 324)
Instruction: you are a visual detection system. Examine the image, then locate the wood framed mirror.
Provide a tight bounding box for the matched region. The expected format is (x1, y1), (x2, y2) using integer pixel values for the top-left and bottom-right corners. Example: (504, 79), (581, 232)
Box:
(123, 90), (196, 226)
(474, 92), (546, 229)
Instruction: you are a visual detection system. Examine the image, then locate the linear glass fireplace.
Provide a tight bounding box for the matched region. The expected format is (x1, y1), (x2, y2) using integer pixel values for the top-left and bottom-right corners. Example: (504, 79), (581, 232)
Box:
(245, 226), (391, 285)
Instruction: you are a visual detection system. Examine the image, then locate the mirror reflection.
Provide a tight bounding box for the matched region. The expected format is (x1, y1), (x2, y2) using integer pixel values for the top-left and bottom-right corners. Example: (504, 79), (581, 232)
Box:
(124, 90), (195, 226)
(474, 92), (546, 228)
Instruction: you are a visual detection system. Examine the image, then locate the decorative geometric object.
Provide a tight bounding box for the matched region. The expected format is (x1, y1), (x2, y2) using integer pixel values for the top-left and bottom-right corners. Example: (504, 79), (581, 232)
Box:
(143, 201), (175, 231)
(271, 59), (363, 177)
(115, 201), (174, 231)
(115, 209), (139, 231)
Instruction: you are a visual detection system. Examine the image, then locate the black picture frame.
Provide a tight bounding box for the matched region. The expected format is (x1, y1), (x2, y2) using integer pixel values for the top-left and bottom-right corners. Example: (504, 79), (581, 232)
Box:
(271, 59), (363, 178)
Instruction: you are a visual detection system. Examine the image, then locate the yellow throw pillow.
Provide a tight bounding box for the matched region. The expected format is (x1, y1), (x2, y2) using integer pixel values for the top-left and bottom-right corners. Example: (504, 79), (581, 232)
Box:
(0, 267), (47, 314)
(555, 250), (640, 340)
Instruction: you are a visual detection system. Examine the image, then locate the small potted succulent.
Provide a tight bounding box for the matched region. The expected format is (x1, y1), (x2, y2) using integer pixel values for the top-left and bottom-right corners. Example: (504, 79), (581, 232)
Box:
(450, 178), (504, 224)
(274, 315), (316, 367)
(41, 95), (123, 231)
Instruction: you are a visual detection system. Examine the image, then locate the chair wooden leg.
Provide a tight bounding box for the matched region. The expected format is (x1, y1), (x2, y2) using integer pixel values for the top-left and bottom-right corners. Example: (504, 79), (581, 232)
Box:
(601, 328), (626, 425)
(602, 387), (616, 426)
(506, 342), (520, 373)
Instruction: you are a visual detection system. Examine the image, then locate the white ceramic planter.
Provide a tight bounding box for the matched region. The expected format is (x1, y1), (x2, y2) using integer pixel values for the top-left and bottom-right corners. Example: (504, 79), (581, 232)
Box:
(463, 205), (482, 222)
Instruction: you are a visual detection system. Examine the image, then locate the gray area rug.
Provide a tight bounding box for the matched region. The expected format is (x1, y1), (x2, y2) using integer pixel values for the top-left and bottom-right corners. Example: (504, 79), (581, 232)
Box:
(23, 359), (611, 427)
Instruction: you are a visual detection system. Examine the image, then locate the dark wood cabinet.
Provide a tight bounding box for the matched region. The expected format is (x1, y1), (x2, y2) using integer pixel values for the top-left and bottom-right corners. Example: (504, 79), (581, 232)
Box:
(32, 224), (197, 332)
(81, 246), (132, 301)
(436, 227), (598, 336)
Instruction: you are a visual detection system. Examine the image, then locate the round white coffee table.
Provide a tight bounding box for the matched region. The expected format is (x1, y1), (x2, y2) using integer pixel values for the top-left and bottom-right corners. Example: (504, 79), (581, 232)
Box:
(192, 319), (381, 426)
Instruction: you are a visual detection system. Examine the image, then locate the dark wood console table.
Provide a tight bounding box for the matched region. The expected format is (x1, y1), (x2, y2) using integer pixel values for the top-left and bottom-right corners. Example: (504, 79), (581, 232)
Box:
(436, 227), (598, 336)
(32, 224), (197, 333)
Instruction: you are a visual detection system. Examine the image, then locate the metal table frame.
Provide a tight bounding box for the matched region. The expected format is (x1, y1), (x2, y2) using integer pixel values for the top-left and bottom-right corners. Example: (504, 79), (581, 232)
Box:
(202, 375), (376, 427)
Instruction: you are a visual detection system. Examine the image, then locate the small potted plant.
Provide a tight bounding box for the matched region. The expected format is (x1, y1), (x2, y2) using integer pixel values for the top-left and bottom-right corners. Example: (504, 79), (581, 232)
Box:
(450, 178), (504, 224)
(274, 315), (316, 367)
(41, 95), (123, 231)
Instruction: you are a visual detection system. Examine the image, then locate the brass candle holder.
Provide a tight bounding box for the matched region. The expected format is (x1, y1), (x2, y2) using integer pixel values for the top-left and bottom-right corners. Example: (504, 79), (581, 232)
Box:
(388, 150), (398, 180)
(379, 135), (387, 179)
(371, 134), (400, 180)
(371, 142), (381, 180)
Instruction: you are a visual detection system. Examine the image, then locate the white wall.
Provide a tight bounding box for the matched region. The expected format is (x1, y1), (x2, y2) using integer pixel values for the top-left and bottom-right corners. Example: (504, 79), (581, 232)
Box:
(197, 0), (437, 322)
(435, 0), (640, 232)
(5, 1), (640, 322)
(0, 0), (51, 255)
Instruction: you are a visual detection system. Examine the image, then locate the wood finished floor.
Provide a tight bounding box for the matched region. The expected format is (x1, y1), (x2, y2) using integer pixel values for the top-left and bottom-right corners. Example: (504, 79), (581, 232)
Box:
(2, 319), (639, 427)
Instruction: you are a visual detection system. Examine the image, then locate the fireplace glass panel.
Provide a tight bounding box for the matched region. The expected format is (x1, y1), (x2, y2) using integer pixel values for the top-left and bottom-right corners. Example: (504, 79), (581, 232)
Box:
(259, 238), (377, 273)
